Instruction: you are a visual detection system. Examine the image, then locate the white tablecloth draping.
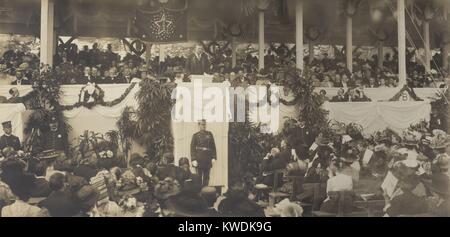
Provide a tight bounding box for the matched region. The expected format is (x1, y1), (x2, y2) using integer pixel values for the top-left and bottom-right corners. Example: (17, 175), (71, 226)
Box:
(323, 101), (431, 134)
(315, 87), (443, 101)
(0, 103), (27, 142)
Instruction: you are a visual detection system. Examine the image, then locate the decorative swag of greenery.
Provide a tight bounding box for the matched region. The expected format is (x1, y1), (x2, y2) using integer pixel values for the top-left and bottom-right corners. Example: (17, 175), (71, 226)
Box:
(61, 82), (137, 110)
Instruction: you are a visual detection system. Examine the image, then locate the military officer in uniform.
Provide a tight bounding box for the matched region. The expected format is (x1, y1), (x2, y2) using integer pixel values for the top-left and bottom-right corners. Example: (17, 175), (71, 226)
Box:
(190, 119), (216, 186)
(43, 117), (68, 154)
(0, 121), (21, 151)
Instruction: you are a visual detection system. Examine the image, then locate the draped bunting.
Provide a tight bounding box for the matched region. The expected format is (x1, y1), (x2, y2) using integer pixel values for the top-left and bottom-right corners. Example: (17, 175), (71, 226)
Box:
(136, 6), (187, 42)
(323, 101), (431, 134)
(314, 87), (443, 101)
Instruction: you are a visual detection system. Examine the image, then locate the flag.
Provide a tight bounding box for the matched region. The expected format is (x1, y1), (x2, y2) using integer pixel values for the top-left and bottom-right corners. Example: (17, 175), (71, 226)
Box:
(135, 8), (187, 42)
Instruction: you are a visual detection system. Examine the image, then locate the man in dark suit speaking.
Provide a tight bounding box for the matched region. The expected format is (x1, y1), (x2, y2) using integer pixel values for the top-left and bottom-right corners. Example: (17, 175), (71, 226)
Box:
(190, 120), (216, 186)
(185, 45), (211, 75)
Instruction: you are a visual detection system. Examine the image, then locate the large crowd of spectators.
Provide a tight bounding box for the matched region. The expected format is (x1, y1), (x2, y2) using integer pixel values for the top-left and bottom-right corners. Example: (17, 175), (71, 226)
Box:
(0, 116), (448, 217)
(254, 121), (450, 217)
(0, 42), (447, 89)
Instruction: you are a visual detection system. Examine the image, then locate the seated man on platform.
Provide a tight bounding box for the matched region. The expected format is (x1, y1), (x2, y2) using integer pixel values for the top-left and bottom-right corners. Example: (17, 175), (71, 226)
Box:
(258, 143), (290, 187)
(330, 88), (347, 102)
(0, 121), (21, 152)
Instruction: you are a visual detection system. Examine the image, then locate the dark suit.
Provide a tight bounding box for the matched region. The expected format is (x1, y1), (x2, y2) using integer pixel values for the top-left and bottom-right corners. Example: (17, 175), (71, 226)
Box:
(73, 165), (98, 182)
(78, 75), (98, 84)
(43, 130), (68, 153)
(0, 134), (21, 151)
(29, 177), (51, 198)
(38, 190), (80, 217)
(330, 95), (347, 102)
(259, 151), (290, 186)
(191, 130), (216, 186)
(185, 53), (211, 75)
(155, 164), (179, 181)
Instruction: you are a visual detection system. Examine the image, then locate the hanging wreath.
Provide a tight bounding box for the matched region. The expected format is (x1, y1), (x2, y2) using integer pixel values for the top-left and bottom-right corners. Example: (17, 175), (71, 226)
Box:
(62, 82), (137, 110)
(122, 38), (147, 57)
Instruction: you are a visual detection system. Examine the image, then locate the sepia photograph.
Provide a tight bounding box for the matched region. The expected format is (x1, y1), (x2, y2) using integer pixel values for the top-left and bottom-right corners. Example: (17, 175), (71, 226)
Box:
(0, 0), (449, 224)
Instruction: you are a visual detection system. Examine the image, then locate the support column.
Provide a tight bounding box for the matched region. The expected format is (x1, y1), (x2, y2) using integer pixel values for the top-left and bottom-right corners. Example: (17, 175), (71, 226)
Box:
(159, 44), (165, 63)
(397, 0), (407, 86)
(423, 20), (431, 72)
(346, 15), (353, 72)
(444, 42), (450, 73)
(258, 10), (265, 70)
(296, 0), (304, 70)
(145, 42), (152, 67)
(232, 37), (237, 68)
(309, 41), (314, 64)
(378, 42), (383, 68)
(40, 0), (55, 66)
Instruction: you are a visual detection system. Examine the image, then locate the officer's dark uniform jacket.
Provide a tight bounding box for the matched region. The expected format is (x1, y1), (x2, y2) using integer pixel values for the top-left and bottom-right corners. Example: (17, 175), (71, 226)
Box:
(190, 130), (216, 168)
(0, 134), (21, 151)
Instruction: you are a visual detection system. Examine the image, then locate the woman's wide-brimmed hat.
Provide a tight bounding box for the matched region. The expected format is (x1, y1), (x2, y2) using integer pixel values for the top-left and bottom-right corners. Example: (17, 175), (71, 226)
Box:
(429, 130), (449, 149)
(402, 131), (421, 146)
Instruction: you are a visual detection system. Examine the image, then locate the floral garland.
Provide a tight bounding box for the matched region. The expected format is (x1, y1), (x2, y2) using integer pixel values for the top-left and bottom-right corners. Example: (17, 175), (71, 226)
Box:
(61, 82), (137, 110)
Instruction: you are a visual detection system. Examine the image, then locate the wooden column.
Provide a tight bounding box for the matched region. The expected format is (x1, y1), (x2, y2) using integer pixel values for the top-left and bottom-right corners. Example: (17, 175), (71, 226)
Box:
(159, 44), (165, 63)
(423, 20), (431, 72)
(40, 0), (54, 66)
(145, 42), (152, 67)
(232, 37), (237, 68)
(346, 15), (353, 72)
(378, 42), (383, 68)
(397, 0), (407, 86)
(444, 41), (450, 73)
(296, 0), (304, 70)
(258, 10), (265, 70)
(309, 41), (314, 64)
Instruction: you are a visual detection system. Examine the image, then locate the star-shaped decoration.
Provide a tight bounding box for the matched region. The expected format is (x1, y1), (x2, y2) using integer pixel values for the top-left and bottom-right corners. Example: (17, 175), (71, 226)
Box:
(154, 12), (173, 35)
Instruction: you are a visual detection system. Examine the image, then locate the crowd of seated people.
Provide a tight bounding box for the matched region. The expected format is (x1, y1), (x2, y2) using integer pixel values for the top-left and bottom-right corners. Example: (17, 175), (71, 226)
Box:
(0, 41), (448, 89)
(0, 141), (267, 217)
(253, 120), (450, 217)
